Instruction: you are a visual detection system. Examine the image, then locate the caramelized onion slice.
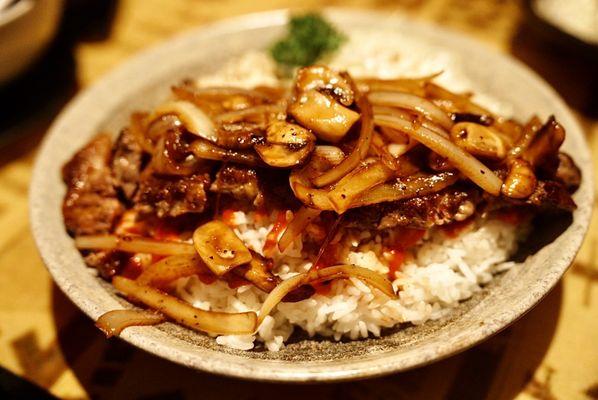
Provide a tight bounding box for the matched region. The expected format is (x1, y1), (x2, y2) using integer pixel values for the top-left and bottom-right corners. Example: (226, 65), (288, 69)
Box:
(374, 114), (502, 195)
(189, 139), (261, 166)
(171, 84), (281, 118)
(313, 145), (345, 164)
(150, 101), (216, 142)
(278, 207), (321, 252)
(257, 265), (396, 325)
(424, 82), (491, 115)
(173, 84), (273, 101)
(327, 159), (395, 214)
(129, 112), (154, 153)
(369, 91), (454, 130)
(288, 150), (342, 210)
(136, 254), (210, 288)
(371, 131), (400, 171)
(289, 163), (335, 211)
(113, 277), (257, 335)
(378, 126), (410, 145)
(373, 105), (449, 138)
(311, 85), (374, 187)
(356, 73), (441, 96)
(352, 172), (459, 207)
(216, 104), (285, 124)
(508, 115), (544, 158)
(289, 178), (335, 210)
(75, 235), (196, 255)
(96, 309), (165, 338)
(520, 117), (565, 168)
(193, 221), (252, 276)
(152, 136), (197, 176)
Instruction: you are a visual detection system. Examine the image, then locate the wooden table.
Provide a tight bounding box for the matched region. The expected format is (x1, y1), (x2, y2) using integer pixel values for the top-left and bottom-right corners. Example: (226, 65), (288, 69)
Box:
(0, 1), (596, 398)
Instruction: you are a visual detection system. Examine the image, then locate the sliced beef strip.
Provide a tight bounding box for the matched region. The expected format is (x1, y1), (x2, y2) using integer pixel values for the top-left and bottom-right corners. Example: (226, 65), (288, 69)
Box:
(84, 250), (129, 279)
(62, 134), (124, 236)
(111, 129), (145, 200)
(525, 180), (576, 212)
(151, 128), (199, 176)
(344, 186), (482, 230)
(210, 164), (262, 205)
(134, 171), (211, 218)
(345, 179), (576, 232)
(490, 179), (576, 214)
(379, 188), (481, 229)
(555, 152), (581, 191)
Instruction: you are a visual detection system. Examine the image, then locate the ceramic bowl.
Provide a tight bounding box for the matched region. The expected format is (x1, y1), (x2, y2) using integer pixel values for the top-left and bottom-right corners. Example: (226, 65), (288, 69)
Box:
(30, 8), (593, 382)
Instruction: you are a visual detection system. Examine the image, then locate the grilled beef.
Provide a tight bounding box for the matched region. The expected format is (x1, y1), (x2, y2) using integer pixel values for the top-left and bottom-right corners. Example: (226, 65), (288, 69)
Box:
(62, 134), (124, 235)
(210, 164), (262, 204)
(135, 171), (211, 217)
(345, 186), (481, 230)
(525, 180), (576, 212)
(84, 250), (129, 279)
(111, 129), (145, 200)
(555, 152), (581, 191)
(346, 177), (575, 231)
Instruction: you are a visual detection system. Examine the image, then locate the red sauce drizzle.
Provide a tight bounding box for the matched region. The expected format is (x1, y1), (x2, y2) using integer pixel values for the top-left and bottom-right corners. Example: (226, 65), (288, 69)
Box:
(393, 228), (426, 249)
(313, 243), (339, 270)
(221, 209), (237, 226)
(263, 210), (289, 256)
(387, 249), (406, 280)
(384, 228), (426, 279)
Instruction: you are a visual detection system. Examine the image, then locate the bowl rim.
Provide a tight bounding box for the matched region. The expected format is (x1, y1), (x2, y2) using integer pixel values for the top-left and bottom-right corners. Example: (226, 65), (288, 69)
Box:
(29, 7), (594, 382)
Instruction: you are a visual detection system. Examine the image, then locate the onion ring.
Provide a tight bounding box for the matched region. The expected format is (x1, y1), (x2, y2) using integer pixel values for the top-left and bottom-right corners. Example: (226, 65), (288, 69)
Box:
(369, 91), (454, 130)
(113, 277), (257, 335)
(257, 265), (396, 325)
(278, 207), (321, 252)
(75, 235), (196, 255)
(96, 309), (165, 337)
(352, 172), (459, 207)
(374, 114), (502, 195)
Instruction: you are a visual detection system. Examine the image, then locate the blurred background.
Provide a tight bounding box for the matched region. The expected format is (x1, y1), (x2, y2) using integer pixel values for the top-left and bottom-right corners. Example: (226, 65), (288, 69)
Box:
(0, 1), (597, 399)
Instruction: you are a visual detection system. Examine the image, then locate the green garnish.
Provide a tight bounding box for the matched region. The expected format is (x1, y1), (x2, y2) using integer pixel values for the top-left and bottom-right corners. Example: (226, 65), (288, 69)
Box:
(270, 13), (346, 68)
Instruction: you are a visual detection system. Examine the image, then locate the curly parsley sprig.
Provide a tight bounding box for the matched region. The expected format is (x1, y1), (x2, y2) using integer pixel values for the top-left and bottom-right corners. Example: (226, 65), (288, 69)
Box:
(270, 13), (346, 69)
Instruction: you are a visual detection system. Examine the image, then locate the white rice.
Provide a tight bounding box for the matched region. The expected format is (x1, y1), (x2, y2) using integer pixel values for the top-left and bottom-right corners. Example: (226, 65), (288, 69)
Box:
(179, 30), (523, 351)
(176, 211), (521, 351)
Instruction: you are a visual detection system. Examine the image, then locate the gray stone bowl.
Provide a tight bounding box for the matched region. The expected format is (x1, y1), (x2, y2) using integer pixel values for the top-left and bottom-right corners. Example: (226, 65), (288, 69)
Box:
(29, 8), (593, 382)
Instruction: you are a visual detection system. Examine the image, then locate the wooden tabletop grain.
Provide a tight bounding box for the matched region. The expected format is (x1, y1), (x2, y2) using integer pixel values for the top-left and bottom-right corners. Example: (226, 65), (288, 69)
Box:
(0, 1), (597, 399)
